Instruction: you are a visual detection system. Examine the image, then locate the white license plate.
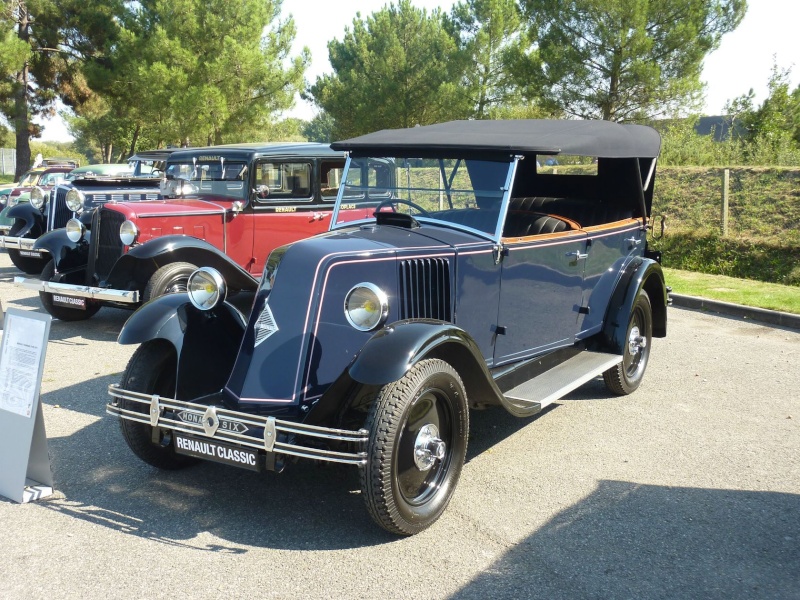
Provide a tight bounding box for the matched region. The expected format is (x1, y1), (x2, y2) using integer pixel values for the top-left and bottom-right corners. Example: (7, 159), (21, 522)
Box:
(52, 295), (86, 310)
(174, 434), (260, 471)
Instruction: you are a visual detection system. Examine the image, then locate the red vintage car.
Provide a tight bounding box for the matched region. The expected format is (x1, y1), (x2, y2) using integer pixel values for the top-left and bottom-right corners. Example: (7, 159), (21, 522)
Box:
(16, 143), (376, 321)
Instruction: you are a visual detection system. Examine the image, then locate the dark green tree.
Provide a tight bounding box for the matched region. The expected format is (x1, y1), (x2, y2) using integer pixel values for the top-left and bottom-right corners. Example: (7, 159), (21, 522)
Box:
(517, 0), (747, 122)
(309, 0), (469, 139)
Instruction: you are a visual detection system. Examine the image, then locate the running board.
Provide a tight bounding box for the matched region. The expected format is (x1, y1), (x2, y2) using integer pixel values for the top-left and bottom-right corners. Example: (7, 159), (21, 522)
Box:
(503, 351), (622, 412)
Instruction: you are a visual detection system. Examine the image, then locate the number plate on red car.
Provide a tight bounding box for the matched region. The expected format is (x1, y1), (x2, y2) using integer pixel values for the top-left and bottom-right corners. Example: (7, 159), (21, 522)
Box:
(174, 434), (260, 471)
(52, 295), (86, 310)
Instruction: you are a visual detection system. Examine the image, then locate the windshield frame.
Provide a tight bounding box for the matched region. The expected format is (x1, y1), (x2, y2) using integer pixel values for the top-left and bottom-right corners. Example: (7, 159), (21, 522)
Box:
(163, 158), (250, 202)
(330, 155), (520, 242)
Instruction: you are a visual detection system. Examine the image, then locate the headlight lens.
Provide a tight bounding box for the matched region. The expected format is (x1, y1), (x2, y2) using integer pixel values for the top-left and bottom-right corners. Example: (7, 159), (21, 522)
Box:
(30, 187), (45, 209)
(66, 188), (85, 212)
(0, 194), (7, 206)
(65, 218), (85, 242)
(344, 283), (389, 331)
(119, 220), (138, 246)
(188, 267), (227, 311)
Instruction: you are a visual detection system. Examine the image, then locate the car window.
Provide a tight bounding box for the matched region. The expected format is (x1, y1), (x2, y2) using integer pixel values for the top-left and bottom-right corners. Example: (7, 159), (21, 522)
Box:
(320, 160), (346, 199)
(254, 161), (313, 202)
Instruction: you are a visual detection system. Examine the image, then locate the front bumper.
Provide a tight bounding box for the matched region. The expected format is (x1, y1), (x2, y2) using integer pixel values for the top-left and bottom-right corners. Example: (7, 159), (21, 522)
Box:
(0, 235), (46, 253)
(107, 384), (368, 466)
(15, 276), (140, 303)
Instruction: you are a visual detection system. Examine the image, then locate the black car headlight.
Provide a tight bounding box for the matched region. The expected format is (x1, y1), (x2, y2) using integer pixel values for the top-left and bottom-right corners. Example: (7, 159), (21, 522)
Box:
(66, 188), (85, 212)
(30, 187), (46, 209)
(344, 283), (389, 331)
(188, 267), (227, 311)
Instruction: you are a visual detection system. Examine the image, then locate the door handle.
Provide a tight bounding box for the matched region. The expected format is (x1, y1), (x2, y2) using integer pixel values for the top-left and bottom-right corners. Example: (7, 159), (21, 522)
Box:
(565, 250), (588, 260)
(626, 237), (642, 248)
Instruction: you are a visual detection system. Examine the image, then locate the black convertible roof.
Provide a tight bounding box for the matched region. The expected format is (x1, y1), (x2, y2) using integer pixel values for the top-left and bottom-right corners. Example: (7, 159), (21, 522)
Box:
(331, 119), (661, 159)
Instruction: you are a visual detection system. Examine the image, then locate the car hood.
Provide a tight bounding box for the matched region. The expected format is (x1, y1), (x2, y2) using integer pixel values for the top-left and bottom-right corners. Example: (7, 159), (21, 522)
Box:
(104, 197), (235, 219)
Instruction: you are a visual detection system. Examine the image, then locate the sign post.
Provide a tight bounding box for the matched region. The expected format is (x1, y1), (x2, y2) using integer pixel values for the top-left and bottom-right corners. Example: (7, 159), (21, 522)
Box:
(0, 307), (54, 503)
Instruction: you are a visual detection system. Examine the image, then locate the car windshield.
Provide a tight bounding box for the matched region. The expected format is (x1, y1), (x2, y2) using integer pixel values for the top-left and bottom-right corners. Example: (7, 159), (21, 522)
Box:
(163, 158), (248, 200)
(332, 157), (513, 236)
(17, 170), (39, 187)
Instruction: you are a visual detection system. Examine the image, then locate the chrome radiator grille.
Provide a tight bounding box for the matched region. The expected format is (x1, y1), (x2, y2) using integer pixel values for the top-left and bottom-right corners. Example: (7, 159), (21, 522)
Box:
(398, 258), (452, 321)
(49, 186), (74, 231)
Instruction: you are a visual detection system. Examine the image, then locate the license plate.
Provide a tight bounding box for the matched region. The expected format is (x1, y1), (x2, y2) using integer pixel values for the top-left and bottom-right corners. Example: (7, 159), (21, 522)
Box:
(174, 434), (260, 471)
(52, 294), (86, 310)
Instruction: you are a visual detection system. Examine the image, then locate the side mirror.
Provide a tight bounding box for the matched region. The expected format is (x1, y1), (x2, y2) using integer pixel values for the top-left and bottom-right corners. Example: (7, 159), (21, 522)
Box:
(254, 184), (270, 199)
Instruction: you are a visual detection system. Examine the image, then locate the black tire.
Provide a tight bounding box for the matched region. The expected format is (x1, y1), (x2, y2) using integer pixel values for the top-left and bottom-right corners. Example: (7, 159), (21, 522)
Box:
(7, 222), (48, 274)
(143, 261), (197, 303)
(361, 358), (469, 535)
(603, 290), (653, 395)
(39, 259), (101, 321)
(118, 340), (198, 470)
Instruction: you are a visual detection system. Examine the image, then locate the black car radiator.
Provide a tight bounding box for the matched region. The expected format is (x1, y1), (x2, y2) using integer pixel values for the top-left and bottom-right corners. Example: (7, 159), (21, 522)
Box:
(87, 208), (126, 285)
(49, 187), (74, 231)
(398, 258), (452, 321)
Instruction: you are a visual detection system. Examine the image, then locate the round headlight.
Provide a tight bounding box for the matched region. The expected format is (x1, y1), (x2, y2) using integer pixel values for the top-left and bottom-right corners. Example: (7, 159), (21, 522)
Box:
(66, 188), (85, 212)
(0, 194), (7, 206)
(119, 220), (138, 246)
(344, 283), (389, 331)
(65, 218), (85, 243)
(30, 187), (45, 209)
(188, 267), (227, 311)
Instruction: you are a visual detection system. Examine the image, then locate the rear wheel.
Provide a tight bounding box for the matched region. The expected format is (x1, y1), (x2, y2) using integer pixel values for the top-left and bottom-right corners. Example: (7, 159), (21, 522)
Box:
(7, 222), (48, 274)
(143, 262), (197, 303)
(39, 259), (101, 321)
(603, 290), (653, 395)
(118, 340), (198, 470)
(361, 359), (469, 535)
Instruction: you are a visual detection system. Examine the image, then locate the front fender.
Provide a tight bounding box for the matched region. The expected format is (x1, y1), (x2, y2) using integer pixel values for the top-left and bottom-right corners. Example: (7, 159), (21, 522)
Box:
(7, 203), (45, 238)
(109, 235), (258, 292)
(119, 293), (248, 399)
(601, 257), (667, 354)
(348, 320), (504, 408)
(34, 229), (89, 271)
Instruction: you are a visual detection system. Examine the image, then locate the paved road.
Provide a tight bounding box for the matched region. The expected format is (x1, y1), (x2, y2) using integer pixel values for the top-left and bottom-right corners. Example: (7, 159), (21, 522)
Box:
(1, 251), (798, 600)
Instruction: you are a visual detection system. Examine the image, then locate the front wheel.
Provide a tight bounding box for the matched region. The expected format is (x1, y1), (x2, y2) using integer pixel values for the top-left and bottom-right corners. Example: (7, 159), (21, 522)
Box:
(143, 261), (197, 303)
(603, 290), (653, 395)
(361, 359), (469, 535)
(118, 340), (198, 470)
(39, 259), (101, 321)
(7, 222), (48, 274)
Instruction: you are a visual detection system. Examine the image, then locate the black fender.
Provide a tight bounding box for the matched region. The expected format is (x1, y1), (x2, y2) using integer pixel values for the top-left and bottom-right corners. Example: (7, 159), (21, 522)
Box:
(33, 228), (90, 272)
(601, 257), (667, 354)
(119, 293), (248, 399)
(6, 202), (45, 238)
(349, 320), (504, 409)
(107, 235), (259, 292)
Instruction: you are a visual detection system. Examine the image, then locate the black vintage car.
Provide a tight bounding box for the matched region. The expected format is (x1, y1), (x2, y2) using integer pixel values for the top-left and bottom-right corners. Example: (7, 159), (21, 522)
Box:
(107, 120), (667, 535)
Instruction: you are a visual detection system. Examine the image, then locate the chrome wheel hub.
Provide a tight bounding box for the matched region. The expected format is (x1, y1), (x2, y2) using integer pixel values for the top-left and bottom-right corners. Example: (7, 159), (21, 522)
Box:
(628, 325), (646, 356)
(413, 424), (446, 471)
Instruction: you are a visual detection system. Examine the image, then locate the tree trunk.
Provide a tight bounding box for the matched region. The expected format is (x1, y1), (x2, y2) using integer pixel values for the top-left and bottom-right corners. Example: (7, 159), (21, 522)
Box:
(128, 124), (141, 159)
(13, 4), (31, 180)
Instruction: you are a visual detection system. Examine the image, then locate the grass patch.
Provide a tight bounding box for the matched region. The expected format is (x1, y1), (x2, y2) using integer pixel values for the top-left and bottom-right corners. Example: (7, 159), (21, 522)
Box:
(664, 268), (800, 314)
(0, 174), (14, 185)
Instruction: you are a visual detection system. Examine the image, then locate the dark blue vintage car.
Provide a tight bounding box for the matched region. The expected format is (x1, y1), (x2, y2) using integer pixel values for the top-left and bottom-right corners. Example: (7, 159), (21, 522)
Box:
(107, 120), (667, 535)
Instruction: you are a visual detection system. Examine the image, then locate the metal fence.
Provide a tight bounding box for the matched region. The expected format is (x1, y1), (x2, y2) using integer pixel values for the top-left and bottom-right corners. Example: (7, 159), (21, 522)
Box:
(0, 148), (16, 176)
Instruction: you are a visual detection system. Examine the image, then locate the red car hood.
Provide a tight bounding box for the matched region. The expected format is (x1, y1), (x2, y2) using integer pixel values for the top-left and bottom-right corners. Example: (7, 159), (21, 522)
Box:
(106, 197), (235, 219)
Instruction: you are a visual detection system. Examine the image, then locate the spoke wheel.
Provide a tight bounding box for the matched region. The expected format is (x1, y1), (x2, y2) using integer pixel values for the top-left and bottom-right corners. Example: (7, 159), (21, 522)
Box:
(143, 262), (197, 303)
(604, 290), (653, 395)
(118, 340), (198, 470)
(39, 259), (101, 321)
(361, 359), (468, 535)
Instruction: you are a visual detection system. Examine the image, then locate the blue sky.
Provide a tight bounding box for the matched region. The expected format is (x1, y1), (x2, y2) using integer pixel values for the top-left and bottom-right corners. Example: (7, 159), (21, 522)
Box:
(38, 0), (800, 140)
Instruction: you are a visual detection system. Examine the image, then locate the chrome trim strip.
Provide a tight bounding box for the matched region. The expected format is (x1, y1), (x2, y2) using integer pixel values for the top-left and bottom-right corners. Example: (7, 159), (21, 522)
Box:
(0, 236), (44, 252)
(14, 277), (140, 303)
(107, 384), (368, 466)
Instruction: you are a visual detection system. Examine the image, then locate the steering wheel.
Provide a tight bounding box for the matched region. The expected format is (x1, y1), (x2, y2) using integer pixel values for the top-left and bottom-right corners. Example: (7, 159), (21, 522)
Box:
(375, 198), (430, 217)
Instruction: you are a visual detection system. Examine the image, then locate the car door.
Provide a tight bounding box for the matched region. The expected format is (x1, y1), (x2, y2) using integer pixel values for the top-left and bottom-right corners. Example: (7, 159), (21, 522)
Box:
(493, 230), (588, 365)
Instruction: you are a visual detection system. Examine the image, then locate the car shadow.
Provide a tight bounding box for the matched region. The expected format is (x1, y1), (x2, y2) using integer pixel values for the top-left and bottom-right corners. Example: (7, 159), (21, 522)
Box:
(448, 480), (800, 599)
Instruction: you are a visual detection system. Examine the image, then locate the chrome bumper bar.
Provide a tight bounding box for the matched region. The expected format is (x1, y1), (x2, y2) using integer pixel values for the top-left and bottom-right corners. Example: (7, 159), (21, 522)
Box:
(14, 277), (140, 303)
(107, 384), (369, 466)
(0, 235), (44, 252)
